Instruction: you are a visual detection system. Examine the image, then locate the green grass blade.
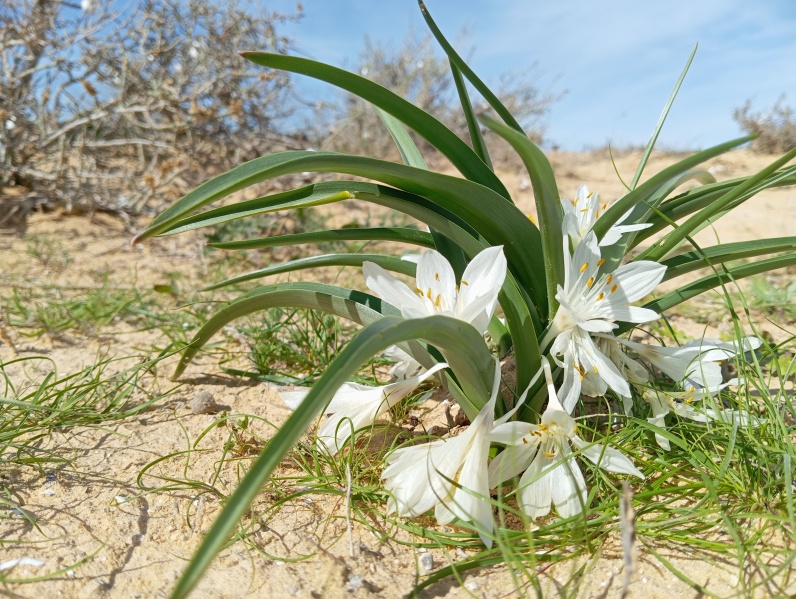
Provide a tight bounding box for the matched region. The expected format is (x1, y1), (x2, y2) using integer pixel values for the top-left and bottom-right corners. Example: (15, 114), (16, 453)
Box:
(480, 114), (562, 314)
(629, 45), (697, 190)
(417, 0), (523, 132)
(208, 226), (434, 251)
(451, 61), (493, 169)
(590, 136), (754, 241)
(639, 147), (796, 261)
(202, 253), (416, 291)
(169, 315), (495, 598)
(659, 237), (796, 282)
(375, 107), (427, 169)
(239, 52), (509, 199)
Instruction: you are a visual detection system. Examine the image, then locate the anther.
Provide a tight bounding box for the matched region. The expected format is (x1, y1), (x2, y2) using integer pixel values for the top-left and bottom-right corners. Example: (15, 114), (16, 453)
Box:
(580, 262), (589, 273)
(460, 279), (469, 286)
(586, 277), (594, 288)
(426, 288), (432, 299)
(610, 284), (618, 294)
(597, 258), (606, 266)
(596, 292), (605, 301)
(605, 274), (613, 285)
(435, 272), (440, 281)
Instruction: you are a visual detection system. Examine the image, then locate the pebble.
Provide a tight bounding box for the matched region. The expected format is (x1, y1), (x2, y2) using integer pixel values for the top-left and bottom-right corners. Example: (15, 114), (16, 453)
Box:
(464, 579), (479, 591)
(418, 552), (434, 572)
(190, 391), (217, 415)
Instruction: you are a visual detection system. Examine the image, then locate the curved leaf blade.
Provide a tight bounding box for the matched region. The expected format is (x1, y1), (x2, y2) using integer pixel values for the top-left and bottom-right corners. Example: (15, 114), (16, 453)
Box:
(208, 226), (434, 251)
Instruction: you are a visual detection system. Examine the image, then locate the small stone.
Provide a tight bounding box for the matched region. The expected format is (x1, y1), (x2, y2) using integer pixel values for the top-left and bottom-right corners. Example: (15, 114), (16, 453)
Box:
(345, 575), (364, 591)
(464, 579), (479, 591)
(190, 391), (217, 414)
(418, 552), (434, 572)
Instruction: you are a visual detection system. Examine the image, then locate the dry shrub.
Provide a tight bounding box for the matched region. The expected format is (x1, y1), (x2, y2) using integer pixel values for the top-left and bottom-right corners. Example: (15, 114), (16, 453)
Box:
(733, 96), (796, 154)
(0, 0), (302, 222)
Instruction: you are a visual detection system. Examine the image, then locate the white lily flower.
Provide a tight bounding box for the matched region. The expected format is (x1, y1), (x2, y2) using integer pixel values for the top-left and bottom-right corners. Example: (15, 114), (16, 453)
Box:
(383, 345), (423, 379)
(489, 359), (644, 520)
(382, 359), (504, 547)
(363, 246), (507, 335)
(562, 185), (651, 248)
(280, 363), (448, 455)
(543, 232), (665, 411)
(614, 336), (761, 391)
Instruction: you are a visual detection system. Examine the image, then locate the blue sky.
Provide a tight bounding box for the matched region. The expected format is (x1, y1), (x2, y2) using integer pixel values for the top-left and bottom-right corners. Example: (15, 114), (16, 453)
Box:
(267, 0), (796, 150)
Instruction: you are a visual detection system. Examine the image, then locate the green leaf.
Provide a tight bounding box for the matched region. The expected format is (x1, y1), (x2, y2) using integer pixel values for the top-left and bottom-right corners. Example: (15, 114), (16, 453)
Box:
(208, 226), (434, 251)
(639, 146), (796, 261)
(629, 45), (697, 190)
(202, 253), (417, 291)
(169, 315), (494, 599)
(632, 253), (796, 321)
(480, 114), (562, 315)
(240, 52), (509, 199)
(659, 237), (796, 282)
(450, 62), (492, 169)
(375, 107), (427, 169)
(417, 0), (524, 133)
(172, 282), (394, 379)
(132, 153), (547, 313)
(590, 136), (754, 242)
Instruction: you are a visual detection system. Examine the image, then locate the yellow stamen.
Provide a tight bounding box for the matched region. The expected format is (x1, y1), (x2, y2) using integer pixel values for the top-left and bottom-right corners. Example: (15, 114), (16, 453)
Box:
(415, 287), (423, 296)
(597, 258), (606, 267)
(426, 288), (432, 299)
(596, 292), (605, 301)
(522, 437), (528, 445)
(572, 198), (579, 207)
(593, 365), (598, 374)
(460, 279), (469, 286)
(605, 274), (613, 285)
(610, 284), (618, 294)
(580, 207), (590, 213)
(544, 451), (556, 459)
(580, 262), (589, 273)
(602, 202), (608, 210)
(434, 294), (441, 308)
(539, 423), (549, 432)
(528, 213), (537, 225)
(587, 192), (593, 199)
(586, 277), (594, 288)
(435, 272), (440, 281)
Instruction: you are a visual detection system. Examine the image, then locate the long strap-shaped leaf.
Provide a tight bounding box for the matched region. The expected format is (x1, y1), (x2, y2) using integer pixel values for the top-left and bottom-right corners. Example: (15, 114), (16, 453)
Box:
(202, 254), (416, 291)
(376, 106), (469, 276)
(169, 315), (494, 599)
(660, 237), (796, 282)
(450, 62), (492, 168)
(133, 154), (547, 312)
(591, 136), (754, 241)
(240, 52), (509, 200)
(635, 170), (796, 247)
(208, 226), (434, 251)
(417, 0), (524, 133)
(638, 146), (796, 262)
(481, 115), (562, 315)
(619, 253), (796, 332)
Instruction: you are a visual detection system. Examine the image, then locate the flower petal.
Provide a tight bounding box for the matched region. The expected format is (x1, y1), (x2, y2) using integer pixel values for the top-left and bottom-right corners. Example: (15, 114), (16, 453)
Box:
(416, 250), (457, 313)
(571, 437), (644, 478)
(455, 246), (507, 333)
(363, 261), (428, 318)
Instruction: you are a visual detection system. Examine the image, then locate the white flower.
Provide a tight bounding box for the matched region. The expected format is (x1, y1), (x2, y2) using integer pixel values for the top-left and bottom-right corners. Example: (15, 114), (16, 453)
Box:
(488, 359), (644, 520)
(383, 345), (423, 379)
(543, 232), (665, 411)
(562, 185), (652, 248)
(363, 246), (507, 335)
(614, 336), (762, 391)
(642, 384), (728, 450)
(382, 360), (504, 547)
(281, 363), (448, 455)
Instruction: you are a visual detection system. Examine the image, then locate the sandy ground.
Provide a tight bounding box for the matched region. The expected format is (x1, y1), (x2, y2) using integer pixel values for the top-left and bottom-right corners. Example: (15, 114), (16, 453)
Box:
(1, 148), (794, 598)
